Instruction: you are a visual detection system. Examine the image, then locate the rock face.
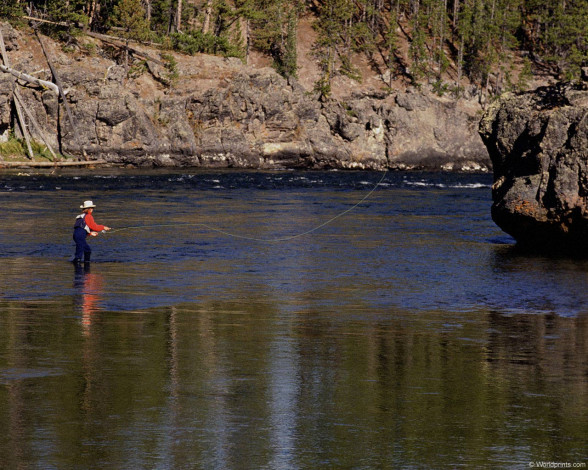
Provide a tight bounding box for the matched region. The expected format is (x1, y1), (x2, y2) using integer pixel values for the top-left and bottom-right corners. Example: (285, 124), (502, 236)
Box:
(0, 23), (489, 171)
(479, 80), (588, 252)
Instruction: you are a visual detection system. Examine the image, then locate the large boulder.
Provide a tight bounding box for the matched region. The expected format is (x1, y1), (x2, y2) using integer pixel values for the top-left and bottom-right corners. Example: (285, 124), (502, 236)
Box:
(479, 79), (588, 252)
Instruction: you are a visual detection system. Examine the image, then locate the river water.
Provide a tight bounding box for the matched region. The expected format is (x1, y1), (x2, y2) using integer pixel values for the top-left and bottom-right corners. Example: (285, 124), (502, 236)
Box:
(0, 169), (586, 469)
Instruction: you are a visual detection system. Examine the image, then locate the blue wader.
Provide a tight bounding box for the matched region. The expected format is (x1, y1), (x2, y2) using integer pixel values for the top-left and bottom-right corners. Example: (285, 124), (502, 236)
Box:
(73, 215), (91, 263)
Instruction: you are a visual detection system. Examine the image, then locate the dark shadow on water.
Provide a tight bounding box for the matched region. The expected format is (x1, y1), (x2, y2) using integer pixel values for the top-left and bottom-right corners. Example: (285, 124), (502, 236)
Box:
(499, 242), (588, 260)
(487, 235), (516, 245)
(487, 242), (588, 318)
(491, 241), (588, 273)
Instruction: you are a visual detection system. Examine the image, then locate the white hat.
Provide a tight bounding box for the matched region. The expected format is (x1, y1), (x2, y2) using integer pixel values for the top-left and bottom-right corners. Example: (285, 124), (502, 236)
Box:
(80, 200), (96, 209)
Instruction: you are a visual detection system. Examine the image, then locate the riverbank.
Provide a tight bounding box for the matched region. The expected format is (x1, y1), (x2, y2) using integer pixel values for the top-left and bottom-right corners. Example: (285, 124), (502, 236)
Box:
(0, 157), (109, 168)
(0, 22), (492, 172)
(0, 156), (491, 172)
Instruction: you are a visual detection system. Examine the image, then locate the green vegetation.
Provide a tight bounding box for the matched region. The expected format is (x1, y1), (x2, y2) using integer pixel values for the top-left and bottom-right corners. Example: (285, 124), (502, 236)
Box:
(0, 136), (62, 161)
(250, 0), (301, 78)
(0, 136), (25, 158)
(0, 0), (586, 97)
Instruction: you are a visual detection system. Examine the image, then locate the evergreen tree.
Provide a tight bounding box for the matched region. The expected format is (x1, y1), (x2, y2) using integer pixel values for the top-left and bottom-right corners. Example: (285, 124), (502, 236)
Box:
(112, 0), (151, 41)
(0, 0), (24, 19)
(313, 0), (356, 98)
(282, 6), (299, 77)
(409, 8), (428, 82)
(250, 0), (301, 77)
(0, 0), (586, 93)
(544, 0), (588, 79)
(43, 0), (91, 26)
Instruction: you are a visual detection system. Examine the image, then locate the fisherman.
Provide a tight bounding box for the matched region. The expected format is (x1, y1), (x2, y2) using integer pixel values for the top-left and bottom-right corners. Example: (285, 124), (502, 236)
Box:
(73, 200), (111, 265)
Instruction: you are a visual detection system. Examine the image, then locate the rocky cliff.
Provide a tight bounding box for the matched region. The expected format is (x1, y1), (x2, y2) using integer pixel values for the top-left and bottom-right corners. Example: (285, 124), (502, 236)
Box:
(0, 23), (489, 171)
(479, 75), (588, 252)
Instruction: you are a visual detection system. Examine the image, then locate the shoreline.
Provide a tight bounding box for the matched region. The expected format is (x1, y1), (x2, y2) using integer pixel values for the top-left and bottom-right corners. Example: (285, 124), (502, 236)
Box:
(0, 159), (110, 168)
(0, 158), (491, 173)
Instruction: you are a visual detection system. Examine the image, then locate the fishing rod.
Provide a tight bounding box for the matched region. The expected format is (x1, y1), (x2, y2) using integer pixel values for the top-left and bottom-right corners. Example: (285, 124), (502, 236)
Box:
(104, 170), (388, 243)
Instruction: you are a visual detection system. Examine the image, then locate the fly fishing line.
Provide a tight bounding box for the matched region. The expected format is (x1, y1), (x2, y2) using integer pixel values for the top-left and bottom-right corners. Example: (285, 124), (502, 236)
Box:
(106, 170), (388, 242)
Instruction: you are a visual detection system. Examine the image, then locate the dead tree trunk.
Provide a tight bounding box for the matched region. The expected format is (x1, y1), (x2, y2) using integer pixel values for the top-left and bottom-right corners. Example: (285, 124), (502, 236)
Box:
(0, 27), (34, 160)
(202, 0), (213, 34)
(176, 0), (183, 32)
(14, 93), (59, 162)
(35, 29), (87, 159)
(84, 31), (165, 65)
(0, 64), (60, 94)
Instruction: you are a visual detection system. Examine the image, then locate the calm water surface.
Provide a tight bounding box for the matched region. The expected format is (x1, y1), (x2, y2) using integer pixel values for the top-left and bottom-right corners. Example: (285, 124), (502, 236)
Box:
(0, 169), (586, 469)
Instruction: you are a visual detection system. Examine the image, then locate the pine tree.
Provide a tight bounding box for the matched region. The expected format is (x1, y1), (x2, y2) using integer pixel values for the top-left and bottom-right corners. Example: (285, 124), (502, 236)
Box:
(1, 0), (586, 94)
(282, 6), (299, 77)
(544, 0), (588, 79)
(250, 0), (301, 77)
(408, 4), (428, 83)
(112, 0), (151, 41)
(42, 0), (90, 26)
(0, 0), (24, 19)
(313, 0), (356, 98)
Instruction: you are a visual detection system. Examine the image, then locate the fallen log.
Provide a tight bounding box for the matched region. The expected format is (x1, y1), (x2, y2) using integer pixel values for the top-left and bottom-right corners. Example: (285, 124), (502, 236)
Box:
(85, 31), (165, 66)
(22, 15), (71, 28)
(35, 29), (86, 159)
(0, 27), (34, 159)
(13, 93), (59, 162)
(22, 15), (164, 49)
(0, 159), (109, 168)
(8, 85), (33, 159)
(0, 63), (61, 95)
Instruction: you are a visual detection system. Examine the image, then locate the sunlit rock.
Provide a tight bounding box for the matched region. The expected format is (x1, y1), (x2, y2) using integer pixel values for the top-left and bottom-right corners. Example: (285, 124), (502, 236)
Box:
(480, 80), (588, 253)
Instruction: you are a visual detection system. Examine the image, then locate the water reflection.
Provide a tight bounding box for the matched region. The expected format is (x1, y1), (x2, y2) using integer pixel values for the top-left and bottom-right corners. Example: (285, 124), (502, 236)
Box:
(0, 170), (586, 468)
(73, 265), (105, 335)
(0, 295), (586, 468)
(491, 246), (588, 316)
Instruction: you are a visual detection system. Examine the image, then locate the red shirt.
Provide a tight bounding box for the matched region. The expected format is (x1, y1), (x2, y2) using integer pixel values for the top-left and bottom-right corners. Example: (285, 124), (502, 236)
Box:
(84, 212), (105, 232)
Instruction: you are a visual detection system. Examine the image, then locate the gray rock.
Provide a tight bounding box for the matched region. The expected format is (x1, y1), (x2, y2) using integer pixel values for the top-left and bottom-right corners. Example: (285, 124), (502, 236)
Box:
(0, 76), (13, 132)
(0, 23), (490, 172)
(479, 82), (588, 252)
